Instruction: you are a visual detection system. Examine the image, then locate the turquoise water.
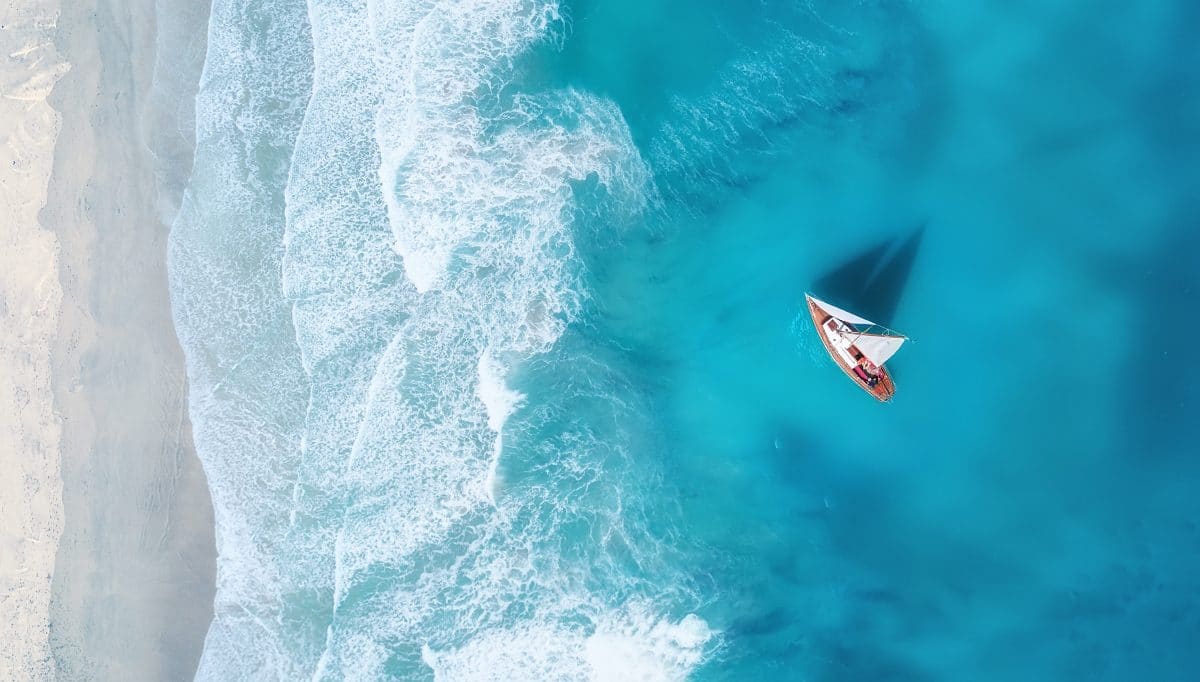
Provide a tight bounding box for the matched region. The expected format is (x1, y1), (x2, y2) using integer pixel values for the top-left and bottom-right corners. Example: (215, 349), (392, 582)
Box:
(170, 0), (1199, 679)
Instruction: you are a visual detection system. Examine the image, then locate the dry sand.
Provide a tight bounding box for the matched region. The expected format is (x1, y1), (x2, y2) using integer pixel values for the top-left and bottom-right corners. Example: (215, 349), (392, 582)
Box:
(0, 1), (70, 677)
(1, 0), (215, 678)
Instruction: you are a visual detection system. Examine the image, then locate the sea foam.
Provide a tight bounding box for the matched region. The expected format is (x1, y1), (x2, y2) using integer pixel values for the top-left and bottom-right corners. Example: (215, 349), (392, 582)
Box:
(169, 0), (318, 673)
(174, 0), (713, 677)
(421, 608), (713, 682)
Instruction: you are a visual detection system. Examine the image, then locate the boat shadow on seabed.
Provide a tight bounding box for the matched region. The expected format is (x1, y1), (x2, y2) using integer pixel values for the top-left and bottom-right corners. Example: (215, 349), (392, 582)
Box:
(812, 225), (924, 328)
(810, 225), (924, 382)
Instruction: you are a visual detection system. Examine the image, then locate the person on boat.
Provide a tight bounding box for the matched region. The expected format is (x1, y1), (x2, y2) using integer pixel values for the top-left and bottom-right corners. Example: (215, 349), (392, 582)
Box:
(858, 357), (881, 388)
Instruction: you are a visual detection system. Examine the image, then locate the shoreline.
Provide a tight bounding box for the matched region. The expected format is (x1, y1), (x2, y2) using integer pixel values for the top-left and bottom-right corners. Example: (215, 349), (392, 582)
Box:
(44, 0), (217, 675)
(0, 0), (215, 677)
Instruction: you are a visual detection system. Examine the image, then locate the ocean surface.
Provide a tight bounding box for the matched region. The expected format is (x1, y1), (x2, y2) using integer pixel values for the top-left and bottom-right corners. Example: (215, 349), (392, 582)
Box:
(168, 0), (1200, 679)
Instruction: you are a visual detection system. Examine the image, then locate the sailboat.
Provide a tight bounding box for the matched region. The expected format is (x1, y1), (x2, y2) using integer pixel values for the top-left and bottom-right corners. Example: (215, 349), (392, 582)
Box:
(805, 293), (908, 402)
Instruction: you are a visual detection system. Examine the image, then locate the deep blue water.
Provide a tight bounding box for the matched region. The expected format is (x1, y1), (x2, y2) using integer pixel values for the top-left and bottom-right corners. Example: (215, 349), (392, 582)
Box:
(170, 0), (1200, 678)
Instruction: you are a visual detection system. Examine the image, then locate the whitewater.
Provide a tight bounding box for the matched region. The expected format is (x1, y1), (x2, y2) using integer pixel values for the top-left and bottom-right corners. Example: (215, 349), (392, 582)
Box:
(169, 0), (712, 678)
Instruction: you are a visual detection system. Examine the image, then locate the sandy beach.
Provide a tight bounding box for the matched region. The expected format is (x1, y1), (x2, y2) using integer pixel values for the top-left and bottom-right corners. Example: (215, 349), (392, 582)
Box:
(1, 0), (214, 678)
(0, 1), (70, 676)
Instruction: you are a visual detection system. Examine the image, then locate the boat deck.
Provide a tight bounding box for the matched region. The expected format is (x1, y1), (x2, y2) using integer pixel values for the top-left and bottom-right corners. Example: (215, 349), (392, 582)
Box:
(807, 297), (896, 402)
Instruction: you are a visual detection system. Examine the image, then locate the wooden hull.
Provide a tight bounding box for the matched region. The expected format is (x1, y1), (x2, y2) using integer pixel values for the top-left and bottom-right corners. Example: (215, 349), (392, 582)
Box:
(806, 296), (896, 402)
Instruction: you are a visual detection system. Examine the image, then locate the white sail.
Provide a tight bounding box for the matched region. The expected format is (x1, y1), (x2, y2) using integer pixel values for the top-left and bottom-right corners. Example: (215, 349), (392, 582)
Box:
(808, 295), (876, 327)
(854, 332), (906, 367)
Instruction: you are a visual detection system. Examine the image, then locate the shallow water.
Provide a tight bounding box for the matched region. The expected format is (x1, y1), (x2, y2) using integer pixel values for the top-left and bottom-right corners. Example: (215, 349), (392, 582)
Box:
(171, 0), (1200, 678)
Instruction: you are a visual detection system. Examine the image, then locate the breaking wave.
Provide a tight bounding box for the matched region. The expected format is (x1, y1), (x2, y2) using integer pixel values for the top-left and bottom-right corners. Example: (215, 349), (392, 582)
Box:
(170, 0), (714, 678)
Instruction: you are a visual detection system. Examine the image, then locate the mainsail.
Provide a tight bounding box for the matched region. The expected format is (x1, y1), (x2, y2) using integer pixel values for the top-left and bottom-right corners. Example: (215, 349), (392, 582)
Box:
(809, 296), (876, 327)
(809, 294), (907, 367)
(852, 332), (906, 367)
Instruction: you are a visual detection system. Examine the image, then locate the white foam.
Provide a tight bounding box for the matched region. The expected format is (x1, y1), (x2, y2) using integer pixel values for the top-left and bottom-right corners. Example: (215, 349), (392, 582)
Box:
(585, 612), (714, 682)
(344, 0), (654, 592)
(477, 349), (523, 433)
(422, 609), (715, 682)
(171, 0), (323, 675)
(477, 349), (523, 502)
(175, 0), (709, 677)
